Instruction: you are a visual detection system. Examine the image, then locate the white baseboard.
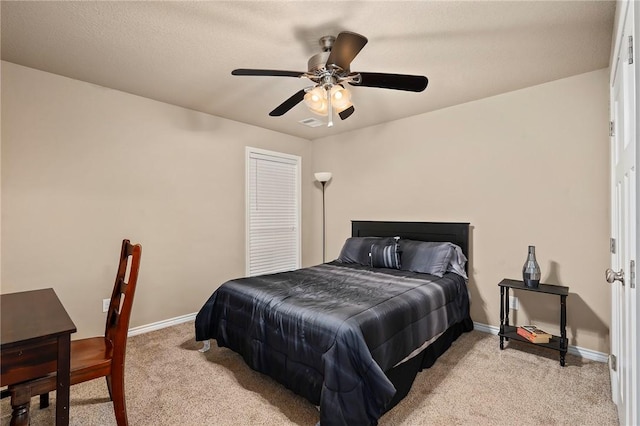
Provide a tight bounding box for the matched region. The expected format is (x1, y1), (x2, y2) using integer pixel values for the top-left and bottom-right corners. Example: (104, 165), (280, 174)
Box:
(128, 312), (197, 337)
(125, 316), (608, 364)
(473, 321), (608, 363)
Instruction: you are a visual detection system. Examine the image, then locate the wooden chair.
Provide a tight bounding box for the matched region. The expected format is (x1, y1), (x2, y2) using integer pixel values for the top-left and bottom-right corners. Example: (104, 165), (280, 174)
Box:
(9, 239), (142, 426)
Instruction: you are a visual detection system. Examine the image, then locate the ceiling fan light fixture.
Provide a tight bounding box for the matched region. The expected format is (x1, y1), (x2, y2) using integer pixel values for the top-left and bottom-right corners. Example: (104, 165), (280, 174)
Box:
(304, 87), (329, 116)
(330, 86), (352, 112)
(304, 85), (353, 117)
(310, 102), (329, 116)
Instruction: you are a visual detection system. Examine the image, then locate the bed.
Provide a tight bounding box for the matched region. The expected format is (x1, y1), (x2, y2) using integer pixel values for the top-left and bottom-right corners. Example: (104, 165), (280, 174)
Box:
(195, 221), (473, 425)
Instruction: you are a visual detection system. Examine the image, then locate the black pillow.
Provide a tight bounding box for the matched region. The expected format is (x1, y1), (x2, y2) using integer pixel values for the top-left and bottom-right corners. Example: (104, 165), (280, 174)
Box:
(337, 237), (395, 266)
(369, 242), (401, 269)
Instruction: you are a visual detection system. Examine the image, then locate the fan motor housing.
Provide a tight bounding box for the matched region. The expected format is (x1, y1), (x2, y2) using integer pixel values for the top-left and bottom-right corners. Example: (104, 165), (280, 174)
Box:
(307, 51), (330, 72)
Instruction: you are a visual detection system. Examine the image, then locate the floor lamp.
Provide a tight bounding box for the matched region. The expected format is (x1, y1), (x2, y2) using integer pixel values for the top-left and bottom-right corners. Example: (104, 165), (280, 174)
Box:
(314, 172), (332, 263)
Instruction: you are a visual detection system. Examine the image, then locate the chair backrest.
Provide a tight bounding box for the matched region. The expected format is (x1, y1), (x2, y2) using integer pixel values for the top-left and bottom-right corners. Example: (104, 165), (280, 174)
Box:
(105, 239), (142, 365)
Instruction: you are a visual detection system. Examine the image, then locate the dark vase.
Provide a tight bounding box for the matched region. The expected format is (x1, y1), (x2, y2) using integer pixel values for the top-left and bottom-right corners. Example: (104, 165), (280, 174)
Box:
(522, 245), (541, 288)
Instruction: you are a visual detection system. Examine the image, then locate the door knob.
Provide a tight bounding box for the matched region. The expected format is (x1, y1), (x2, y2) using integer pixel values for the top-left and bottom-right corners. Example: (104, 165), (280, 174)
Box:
(605, 268), (624, 284)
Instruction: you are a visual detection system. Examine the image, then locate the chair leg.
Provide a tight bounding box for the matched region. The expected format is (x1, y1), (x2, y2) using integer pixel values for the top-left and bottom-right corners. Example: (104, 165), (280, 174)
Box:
(106, 375), (113, 401)
(39, 392), (50, 408)
(109, 369), (128, 426)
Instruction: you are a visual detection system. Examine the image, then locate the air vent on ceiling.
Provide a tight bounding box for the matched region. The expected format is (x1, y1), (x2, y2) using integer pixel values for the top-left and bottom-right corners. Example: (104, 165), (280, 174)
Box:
(299, 118), (324, 128)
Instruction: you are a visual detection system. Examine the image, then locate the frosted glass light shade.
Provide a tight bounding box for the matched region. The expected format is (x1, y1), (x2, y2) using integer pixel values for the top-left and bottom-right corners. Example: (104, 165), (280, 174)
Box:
(304, 87), (328, 116)
(330, 86), (352, 112)
(314, 172), (332, 183)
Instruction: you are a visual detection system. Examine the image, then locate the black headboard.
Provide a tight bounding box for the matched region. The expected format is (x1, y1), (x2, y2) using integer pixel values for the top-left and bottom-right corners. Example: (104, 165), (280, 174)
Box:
(351, 221), (470, 261)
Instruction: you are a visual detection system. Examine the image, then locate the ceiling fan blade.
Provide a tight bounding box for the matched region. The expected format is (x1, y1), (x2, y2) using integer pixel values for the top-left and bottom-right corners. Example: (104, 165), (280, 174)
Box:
(232, 69), (305, 77)
(269, 89), (306, 116)
(339, 105), (355, 120)
(351, 72), (428, 92)
(325, 31), (368, 71)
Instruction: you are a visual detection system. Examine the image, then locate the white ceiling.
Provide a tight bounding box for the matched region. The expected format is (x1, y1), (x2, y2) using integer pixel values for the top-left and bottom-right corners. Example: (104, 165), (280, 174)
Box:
(1, 1), (615, 140)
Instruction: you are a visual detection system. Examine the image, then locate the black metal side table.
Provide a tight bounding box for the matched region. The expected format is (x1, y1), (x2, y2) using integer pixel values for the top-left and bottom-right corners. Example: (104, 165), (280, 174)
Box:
(498, 278), (569, 366)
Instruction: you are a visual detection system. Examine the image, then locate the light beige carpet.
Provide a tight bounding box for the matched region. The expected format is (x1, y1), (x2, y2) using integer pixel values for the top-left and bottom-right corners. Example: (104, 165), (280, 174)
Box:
(0, 321), (618, 425)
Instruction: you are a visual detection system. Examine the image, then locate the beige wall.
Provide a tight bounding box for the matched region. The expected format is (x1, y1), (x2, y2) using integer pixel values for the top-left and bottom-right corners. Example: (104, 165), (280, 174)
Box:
(1, 61), (611, 353)
(1, 61), (313, 338)
(311, 69), (611, 353)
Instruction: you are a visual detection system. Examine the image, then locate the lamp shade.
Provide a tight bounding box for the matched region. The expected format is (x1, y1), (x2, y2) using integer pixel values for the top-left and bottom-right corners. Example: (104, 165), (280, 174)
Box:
(304, 87), (328, 116)
(330, 86), (352, 112)
(314, 172), (332, 183)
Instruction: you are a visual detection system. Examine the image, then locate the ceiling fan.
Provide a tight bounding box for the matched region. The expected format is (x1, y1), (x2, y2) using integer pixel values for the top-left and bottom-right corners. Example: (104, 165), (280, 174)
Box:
(231, 31), (428, 127)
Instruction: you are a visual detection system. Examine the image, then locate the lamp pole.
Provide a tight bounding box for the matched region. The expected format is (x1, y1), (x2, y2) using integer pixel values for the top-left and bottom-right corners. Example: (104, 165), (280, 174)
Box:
(321, 180), (326, 263)
(314, 172), (332, 264)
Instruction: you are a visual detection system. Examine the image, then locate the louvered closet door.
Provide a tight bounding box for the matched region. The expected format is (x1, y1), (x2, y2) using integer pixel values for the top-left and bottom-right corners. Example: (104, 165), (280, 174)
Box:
(247, 148), (301, 276)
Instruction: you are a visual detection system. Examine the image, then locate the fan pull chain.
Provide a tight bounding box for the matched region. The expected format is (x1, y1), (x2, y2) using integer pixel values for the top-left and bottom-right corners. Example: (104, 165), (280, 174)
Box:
(327, 87), (334, 127)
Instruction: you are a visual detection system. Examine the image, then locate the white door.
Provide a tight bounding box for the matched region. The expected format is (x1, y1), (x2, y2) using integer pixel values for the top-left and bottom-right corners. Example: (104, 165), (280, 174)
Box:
(246, 147), (301, 277)
(609, 2), (637, 425)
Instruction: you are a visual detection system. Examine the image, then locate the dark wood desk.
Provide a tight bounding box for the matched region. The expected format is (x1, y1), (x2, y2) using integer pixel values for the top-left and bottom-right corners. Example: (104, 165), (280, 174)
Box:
(1, 288), (77, 425)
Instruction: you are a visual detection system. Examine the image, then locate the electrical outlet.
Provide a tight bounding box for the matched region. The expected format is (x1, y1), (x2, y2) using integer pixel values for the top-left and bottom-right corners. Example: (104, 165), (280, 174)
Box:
(102, 298), (110, 313)
(508, 295), (519, 310)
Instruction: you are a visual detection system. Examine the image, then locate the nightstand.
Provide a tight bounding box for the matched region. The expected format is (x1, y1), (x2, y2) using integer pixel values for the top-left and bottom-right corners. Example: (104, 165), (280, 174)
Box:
(498, 278), (569, 366)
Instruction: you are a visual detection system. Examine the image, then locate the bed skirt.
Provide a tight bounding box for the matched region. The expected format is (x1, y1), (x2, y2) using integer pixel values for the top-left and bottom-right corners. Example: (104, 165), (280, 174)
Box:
(383, 316), (474, 413)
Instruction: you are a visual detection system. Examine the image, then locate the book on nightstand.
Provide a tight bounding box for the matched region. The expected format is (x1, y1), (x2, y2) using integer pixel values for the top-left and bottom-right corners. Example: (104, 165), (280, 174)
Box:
(517, 325), (552, 344)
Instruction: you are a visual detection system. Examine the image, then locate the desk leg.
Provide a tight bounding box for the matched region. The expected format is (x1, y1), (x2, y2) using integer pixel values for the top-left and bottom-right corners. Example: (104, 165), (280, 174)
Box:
(10, 387), (30, 426)
(56, 333), (71, 425)
(560, 294), (567, 367)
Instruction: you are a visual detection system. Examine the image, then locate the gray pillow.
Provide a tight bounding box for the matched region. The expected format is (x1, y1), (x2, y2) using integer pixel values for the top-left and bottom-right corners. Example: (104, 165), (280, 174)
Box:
(369, 242), (401, 269)
(399, 240), (455, 277)
(447, 244), (468, 279)
(337, 237), (395, 265)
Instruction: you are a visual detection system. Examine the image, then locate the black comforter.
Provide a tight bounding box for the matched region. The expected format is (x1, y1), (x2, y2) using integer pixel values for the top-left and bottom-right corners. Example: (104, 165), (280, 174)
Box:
(195, 262), (471, 425)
